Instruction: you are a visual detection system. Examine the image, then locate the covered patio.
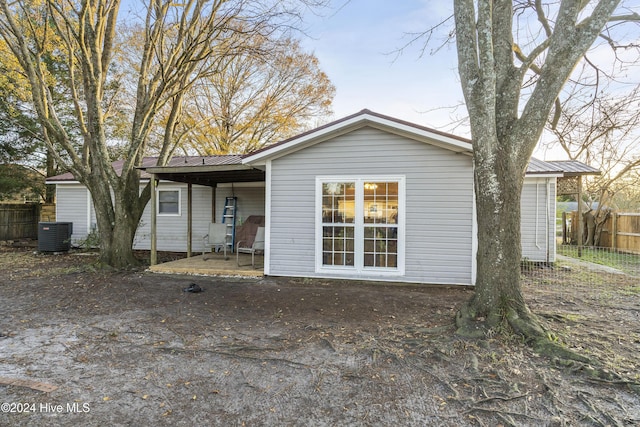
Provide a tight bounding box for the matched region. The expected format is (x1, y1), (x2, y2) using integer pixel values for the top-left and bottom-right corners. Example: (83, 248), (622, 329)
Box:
(140, 156), (266, 269)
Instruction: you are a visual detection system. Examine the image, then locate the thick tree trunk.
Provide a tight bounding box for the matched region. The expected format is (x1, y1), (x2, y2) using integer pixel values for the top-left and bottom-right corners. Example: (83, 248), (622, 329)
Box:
(473, 166), (524, 317)
(456, 151), (546, 339)
(450, 0), (624, 367)
(87, 177), (145, 269)
(98, 219), (139, 268)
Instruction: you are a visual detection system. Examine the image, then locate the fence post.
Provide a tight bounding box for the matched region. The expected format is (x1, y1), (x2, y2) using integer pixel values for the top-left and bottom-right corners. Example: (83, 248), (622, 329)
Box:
(612, 212), (617, 251)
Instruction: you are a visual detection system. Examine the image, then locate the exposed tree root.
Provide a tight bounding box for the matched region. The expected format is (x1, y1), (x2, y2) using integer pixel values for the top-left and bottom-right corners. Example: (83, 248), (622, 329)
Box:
(457, 302), (640, 394)
(455, 301), (604, 370)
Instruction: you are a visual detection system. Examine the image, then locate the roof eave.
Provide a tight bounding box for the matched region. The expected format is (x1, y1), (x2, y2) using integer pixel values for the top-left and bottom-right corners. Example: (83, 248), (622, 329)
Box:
(142, 164), (255, 175)
(45, 179), (82, 184)
(524, 172), (564, 178)
(242, 110), (472, 165)
(559, 171), (601, 177)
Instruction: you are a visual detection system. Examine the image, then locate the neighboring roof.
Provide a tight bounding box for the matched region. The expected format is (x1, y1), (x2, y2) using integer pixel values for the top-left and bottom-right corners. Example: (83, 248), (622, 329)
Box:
(545, 160), (601, 176)
(45, 171), (78, 183)
(242, 109), (473, 164)
(48, 157), (154, 182)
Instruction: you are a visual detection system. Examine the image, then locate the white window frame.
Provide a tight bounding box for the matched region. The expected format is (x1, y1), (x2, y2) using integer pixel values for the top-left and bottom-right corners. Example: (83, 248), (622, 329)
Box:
(315, 176), (405, 277)
(157, 188), (182, 216)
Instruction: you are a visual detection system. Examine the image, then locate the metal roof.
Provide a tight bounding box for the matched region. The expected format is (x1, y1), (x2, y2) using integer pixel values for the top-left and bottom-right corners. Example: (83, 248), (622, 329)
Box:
(45, 111), (600, 186)
(525, 158), (565, 175)
(544, 160), (601, 176)
(46, 155), (263, 187)
(140, 156), (263, 186)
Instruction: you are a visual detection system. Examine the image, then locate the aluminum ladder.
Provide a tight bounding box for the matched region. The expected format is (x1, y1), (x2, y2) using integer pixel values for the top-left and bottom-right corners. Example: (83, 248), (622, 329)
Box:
(222, 196), (237, 252)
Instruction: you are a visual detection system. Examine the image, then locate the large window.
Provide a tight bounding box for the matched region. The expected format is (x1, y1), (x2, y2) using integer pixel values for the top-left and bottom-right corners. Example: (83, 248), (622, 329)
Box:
(317, 177), (404, 275)
(158, 189), (181, 215)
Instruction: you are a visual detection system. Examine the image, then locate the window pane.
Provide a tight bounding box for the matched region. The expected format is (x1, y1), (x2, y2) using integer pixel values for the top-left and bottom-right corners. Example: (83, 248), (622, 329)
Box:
(364, 181), (398, 224)
(322, 182), (355, 224)
(323, 238), (332, 251)
(387, 254), (398, 268)
(364, 226), (398, 268)
(345, 252), (355, 266)
(322, 225), (354, 267)
(159, 190), (179, 214)
(364, 238), (373, 252)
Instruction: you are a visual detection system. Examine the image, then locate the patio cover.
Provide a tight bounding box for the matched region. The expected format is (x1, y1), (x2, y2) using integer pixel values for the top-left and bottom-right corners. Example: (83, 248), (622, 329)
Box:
(137, 156), (266, 265)
(140, 155), (265, 187)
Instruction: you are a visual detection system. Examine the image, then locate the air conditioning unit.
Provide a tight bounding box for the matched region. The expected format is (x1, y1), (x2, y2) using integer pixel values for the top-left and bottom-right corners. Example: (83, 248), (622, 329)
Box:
(38, 222), (73, 252)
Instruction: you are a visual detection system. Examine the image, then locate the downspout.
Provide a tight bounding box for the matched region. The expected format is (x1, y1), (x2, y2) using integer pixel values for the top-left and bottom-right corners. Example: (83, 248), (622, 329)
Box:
(546, 178), (551, 264)
(535, 182), (542, 250)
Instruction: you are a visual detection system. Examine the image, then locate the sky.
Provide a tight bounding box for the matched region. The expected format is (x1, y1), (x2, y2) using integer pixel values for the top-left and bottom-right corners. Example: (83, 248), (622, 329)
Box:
(115, 0), (639, 161)
(300, 0), (640, 161)
(299, 0), (466, 133)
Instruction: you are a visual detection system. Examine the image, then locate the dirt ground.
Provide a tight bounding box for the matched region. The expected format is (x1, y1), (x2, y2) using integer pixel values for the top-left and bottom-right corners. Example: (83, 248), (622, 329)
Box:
(0, 245), (639, 426)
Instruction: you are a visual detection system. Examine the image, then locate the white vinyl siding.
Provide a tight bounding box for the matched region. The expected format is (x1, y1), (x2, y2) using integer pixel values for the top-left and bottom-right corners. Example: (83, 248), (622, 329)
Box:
(55, 184), (91, 244)
(268, 126), (474, 285)
(521, 178), (557, 262)
(134, 183), (266, 252)
(215, 185), (265, 225)
(135, 183), (213, 252)
(54, 182), (245, 252)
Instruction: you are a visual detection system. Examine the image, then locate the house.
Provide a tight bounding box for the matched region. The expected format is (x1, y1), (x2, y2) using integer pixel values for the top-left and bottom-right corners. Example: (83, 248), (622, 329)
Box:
(47, 110), (598, 285)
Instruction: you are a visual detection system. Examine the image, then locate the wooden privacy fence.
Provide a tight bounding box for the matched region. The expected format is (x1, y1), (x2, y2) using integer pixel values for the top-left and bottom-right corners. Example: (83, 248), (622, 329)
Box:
(0, 203), (40, 240)
(564, 210), (640, 254)
(602, 213), (640, 254)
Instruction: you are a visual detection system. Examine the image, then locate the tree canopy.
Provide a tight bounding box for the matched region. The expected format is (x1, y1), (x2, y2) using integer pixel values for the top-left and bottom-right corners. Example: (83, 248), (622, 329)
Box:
(178, 36), (334, 155)
(0, 0), (331, 267)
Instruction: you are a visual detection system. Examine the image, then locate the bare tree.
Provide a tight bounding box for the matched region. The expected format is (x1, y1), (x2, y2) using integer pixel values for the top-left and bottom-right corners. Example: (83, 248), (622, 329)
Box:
(177, 36), (335, 155)
(544, 84), (640, 244)
(610, 172), (640, 210)
(0, 0), (326, 267)
(453, 0), (639, 353)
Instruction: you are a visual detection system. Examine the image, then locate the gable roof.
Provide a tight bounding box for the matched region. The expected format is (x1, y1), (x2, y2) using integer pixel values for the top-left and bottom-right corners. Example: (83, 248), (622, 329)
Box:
(46, 111), (600, 185)
(242, 109), (473, 164)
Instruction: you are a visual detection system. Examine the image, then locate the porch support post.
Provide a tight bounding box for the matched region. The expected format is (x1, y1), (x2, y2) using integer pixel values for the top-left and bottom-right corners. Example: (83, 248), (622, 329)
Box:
(187, 183), (193, 257)
(212, 185), (217, 222)
(150, 173), (157, 265)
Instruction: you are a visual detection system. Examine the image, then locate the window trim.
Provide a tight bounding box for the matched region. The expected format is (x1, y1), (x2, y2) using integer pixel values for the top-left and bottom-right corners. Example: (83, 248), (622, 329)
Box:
(315, 176), (405, 276)
(157, 188), (182, 216)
